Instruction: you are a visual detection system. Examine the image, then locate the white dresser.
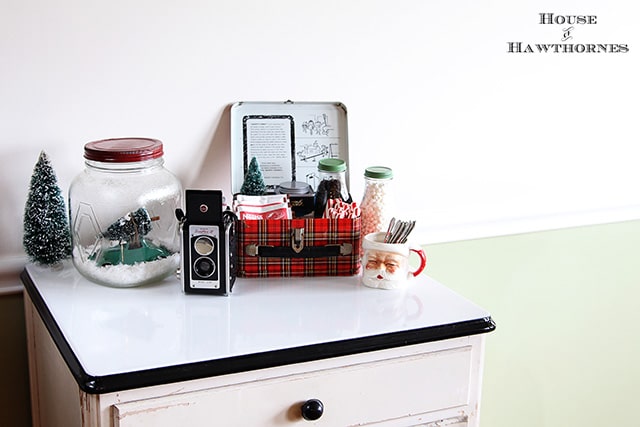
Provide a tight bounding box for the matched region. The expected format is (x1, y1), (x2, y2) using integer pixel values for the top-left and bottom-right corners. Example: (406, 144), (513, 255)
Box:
(22, 262), (494, 426)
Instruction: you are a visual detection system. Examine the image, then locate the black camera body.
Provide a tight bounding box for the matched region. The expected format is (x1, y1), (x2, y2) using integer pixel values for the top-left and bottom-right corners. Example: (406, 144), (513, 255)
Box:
(178, 190), (237, 296)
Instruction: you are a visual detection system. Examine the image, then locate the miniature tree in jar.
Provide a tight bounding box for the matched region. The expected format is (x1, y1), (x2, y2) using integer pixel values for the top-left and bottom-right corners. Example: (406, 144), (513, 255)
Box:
(68, 138), (182, 287)
(360, 166), (394, 238)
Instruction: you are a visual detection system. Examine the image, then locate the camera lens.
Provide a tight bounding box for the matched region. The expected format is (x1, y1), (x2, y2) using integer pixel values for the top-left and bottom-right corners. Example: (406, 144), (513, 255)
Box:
(194, 257), (216, 278)
(194, 236), (214, 256)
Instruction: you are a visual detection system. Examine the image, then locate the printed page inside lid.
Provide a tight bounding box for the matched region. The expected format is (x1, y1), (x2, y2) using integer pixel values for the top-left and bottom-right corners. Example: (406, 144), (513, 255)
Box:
(230, 101), (350, 196)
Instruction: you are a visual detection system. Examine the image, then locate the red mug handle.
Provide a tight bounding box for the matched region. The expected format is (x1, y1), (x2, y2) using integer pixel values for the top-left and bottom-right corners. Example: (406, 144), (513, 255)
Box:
(410, 248), (427, 277)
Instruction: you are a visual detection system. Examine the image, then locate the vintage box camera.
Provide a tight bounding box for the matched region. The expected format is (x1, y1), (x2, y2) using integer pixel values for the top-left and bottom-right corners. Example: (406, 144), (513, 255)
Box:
(176, 190), (237, 296)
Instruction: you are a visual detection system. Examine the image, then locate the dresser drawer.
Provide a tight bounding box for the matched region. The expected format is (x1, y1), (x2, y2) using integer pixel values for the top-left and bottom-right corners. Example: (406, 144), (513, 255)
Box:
(112, 345), (473, 427)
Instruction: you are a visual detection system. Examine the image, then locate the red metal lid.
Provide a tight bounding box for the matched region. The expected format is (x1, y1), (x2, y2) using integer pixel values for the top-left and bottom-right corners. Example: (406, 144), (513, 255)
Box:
(84, 138), (164, 162)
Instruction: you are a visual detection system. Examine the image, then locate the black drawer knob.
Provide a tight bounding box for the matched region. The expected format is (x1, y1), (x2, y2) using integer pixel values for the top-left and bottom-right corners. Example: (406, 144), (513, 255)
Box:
(301, 398), (324, 421)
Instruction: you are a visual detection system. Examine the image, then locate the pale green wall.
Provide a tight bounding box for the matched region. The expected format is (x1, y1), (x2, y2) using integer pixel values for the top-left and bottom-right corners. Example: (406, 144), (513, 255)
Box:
(424, 219), (640, 427)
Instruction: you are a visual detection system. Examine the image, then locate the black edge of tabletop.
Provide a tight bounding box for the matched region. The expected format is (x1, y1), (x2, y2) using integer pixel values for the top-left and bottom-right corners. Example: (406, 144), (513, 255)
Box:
(21, 268), (496, 395)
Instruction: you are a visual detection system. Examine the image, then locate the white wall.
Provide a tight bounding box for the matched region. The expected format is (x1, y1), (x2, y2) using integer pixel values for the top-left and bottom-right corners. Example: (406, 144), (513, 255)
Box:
(2, 0), (639, 265)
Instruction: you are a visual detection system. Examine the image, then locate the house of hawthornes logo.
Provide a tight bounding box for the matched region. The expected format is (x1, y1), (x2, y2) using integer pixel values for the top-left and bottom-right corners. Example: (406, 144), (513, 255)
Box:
(507, 13), (629, 54)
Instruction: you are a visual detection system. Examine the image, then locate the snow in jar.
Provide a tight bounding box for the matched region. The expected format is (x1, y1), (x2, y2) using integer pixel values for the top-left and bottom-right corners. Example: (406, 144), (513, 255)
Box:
(360, 166), (394, 238)
(68, 138), (182, 287)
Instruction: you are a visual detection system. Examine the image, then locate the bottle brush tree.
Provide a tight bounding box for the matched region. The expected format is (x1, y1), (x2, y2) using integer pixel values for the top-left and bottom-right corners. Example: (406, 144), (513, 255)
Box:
(23, 151), (72, 265)
(240, 156), (267, 195)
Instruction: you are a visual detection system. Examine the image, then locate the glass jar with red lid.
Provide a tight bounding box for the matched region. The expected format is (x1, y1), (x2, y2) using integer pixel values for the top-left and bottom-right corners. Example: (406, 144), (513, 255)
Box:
(68, 137), (182, 287)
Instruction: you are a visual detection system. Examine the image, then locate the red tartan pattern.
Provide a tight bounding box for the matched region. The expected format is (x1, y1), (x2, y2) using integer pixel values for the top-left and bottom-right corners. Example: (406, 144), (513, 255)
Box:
(237, 218), (362, 278)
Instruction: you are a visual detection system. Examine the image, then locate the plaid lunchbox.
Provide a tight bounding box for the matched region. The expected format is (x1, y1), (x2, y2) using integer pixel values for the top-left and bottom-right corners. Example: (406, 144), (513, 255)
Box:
(237, 217), (361, 278)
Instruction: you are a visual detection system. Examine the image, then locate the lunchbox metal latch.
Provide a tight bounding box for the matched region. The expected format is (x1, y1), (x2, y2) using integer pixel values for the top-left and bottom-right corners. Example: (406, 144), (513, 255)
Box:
(245, 243), (259, 257)
(291, 228), (304, 253)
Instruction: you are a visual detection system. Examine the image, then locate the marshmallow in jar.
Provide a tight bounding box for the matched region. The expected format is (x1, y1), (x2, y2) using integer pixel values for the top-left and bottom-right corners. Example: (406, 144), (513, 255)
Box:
(360, 166), (394, 238)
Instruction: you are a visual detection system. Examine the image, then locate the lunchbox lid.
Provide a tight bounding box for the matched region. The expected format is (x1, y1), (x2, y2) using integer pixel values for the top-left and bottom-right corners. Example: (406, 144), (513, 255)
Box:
(230, 101), (350, 194)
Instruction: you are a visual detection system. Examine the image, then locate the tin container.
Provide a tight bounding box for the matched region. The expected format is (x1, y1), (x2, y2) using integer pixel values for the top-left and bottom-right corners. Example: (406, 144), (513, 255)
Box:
(230, 101), (360, 278)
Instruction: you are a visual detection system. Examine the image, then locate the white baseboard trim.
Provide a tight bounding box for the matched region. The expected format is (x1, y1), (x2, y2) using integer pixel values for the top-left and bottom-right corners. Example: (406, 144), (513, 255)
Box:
(0, 255), (27, 274)
(2, 206), (640, 288)
(0, 255), (26, 296)
(415, 205), (640, 245)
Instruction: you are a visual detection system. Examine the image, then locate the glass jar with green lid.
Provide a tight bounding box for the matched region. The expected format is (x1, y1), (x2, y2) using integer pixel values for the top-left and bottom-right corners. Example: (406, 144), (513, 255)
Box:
(360, 166), (394, 237)
(313, 158), (352, 218)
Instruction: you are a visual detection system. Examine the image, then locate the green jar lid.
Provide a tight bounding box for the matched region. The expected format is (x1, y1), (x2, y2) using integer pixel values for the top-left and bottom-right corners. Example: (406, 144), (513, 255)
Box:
(318, 158), (346, 172)
(364, 166), (393, 179)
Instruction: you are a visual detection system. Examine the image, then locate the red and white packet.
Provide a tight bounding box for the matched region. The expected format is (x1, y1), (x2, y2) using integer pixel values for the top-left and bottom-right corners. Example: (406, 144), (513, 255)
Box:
(233, 194), (292, 220)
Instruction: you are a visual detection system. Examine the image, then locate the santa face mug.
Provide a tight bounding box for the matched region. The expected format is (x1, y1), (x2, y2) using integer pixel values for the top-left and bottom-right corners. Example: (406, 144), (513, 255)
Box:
(361, 232), (427, 290)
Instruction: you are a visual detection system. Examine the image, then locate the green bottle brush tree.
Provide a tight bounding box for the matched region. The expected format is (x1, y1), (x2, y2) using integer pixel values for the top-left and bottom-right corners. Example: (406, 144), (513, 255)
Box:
(91, 207), (171, 266)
